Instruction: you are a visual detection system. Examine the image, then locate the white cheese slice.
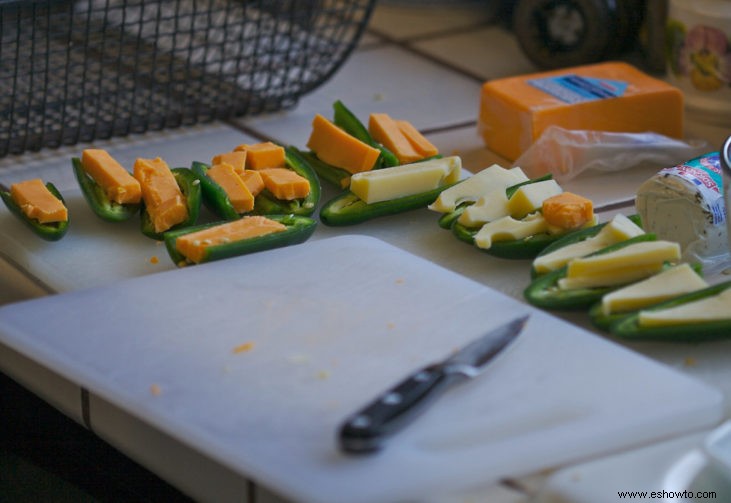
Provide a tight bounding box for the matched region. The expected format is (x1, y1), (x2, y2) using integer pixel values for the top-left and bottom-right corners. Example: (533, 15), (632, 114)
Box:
(428, 164), (526, 213)
(507, 179), (563, 219)
(601, 263), (708, 315)
(457, 188), (510, 226)
(474, 212), (547, 250)
(349, 156), (461, 204)
(532, 214), (645, 274)
(639, 288), (731, 327)
(559, 240), (681, 289)
(559, 264), (667, 290)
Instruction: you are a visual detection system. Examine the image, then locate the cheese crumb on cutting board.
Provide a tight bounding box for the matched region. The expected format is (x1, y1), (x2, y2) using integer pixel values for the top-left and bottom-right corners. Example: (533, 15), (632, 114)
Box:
(479, 61), (684, 161)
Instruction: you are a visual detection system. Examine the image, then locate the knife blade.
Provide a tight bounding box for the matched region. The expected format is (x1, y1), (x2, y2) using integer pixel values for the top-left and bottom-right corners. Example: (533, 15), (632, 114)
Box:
(338, 314), (529, 454)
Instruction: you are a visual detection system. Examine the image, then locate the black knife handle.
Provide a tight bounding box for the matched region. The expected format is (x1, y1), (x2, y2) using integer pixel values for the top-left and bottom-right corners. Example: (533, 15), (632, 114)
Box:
(338, 363), (461, 454)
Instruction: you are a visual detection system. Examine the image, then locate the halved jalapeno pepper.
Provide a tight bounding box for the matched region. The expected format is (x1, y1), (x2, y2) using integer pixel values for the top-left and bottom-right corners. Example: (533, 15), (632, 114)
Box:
(252, 146), (321, 217)
(72, 157), (140, 222)
(193, 146), (320, 220)
(140, 167), (202, 240)
(523, 234), (657, 310)
(448, 174), (587, 260)
(608, 280), (731, 342)
(163, 214), (317, 266)
(587, 261), (703, 332)
(0, 182), (69, 241)
(529, 214), (644, 279)
(320, 183), (456, 226)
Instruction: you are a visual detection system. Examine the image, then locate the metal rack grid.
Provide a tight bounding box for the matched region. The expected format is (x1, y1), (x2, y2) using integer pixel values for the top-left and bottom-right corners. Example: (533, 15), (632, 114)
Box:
(0, 0), (375, 156)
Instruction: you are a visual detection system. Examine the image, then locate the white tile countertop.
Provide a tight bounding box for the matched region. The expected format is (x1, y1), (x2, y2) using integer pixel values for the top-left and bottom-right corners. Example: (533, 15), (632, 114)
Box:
(1, 2), (731, 502)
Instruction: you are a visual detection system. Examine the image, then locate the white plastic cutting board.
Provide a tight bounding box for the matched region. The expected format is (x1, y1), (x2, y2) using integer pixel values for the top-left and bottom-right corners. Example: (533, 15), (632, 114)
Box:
(0, 235), (723, 503)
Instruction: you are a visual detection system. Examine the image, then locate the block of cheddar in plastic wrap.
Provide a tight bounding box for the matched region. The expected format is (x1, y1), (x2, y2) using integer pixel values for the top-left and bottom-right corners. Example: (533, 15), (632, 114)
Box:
(478, 62), (684, 162)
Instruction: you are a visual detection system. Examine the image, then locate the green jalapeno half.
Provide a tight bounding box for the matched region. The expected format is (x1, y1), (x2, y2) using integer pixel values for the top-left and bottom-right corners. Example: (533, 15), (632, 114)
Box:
(529, 214), (644, 279)
(72, 157), (141, 222)
(437, 174), (553, 231)
(609, 280), (731, 342)
(163, 214), (317, 267)
(294, 148), (353, 190)
(192, 161), (240, 221)
(251, 146), (321, 217)
(333, 99), (400, 169)
(140, 167), (202, 240)
(587, 262), (703, 332)
(0, 182), (69, 241)
(523, 233), (657, 310)
(320, 182), (457, 227)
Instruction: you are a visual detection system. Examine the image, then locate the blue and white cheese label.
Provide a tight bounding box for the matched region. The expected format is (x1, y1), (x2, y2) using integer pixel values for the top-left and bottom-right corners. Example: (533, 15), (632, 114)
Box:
(657, 153), (724, 225)
(528, 75), (628, 104)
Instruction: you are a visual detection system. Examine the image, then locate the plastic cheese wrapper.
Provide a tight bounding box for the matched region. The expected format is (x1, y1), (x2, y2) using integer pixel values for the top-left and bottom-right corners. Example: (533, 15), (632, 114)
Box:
(636, 152), (731, 274)
(513, 126), (709, 182)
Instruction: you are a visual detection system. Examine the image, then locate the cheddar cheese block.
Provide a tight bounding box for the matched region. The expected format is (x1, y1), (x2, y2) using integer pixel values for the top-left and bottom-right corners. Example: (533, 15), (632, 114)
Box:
(175, 215), (286, 263)
(306, 114), (381, 175)
(133, 157), (189, 233)
(10, 178), (68, 224)
(206, 163), (255, 213)
(81, 149), (141, 204)
(479, 62), (684, 161)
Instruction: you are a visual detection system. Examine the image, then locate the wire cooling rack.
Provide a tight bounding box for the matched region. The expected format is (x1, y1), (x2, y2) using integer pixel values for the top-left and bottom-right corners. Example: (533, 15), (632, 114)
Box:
(0, 0), (375, 156)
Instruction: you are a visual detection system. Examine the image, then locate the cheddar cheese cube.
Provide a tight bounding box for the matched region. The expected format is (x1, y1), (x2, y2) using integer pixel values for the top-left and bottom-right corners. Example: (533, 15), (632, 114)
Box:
(235, 142), (285, 170)
(478, 61), (684, 161)
(212, 151), (247, 175)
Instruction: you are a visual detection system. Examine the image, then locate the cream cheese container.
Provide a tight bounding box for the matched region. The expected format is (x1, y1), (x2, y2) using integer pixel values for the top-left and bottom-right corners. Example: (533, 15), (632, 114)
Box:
(635, 152), (730, 270)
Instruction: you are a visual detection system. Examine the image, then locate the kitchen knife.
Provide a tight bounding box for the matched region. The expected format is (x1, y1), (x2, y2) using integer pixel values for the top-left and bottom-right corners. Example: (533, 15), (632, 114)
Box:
(338, 314), (529, 454)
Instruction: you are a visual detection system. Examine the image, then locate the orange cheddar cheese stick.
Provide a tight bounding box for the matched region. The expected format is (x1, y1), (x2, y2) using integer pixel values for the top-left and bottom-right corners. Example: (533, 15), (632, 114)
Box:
(206, 163), (255, 213)
(133, 157), (189, 233)
(175, 215), (287, 263)
(10, 178), (68, 224)
(81, 149), (141, 205)
(259, 167), (311, 200)
(368, 113), (422, 164)
(396, 119), (438, 158)
(306, 114), (381, 175)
